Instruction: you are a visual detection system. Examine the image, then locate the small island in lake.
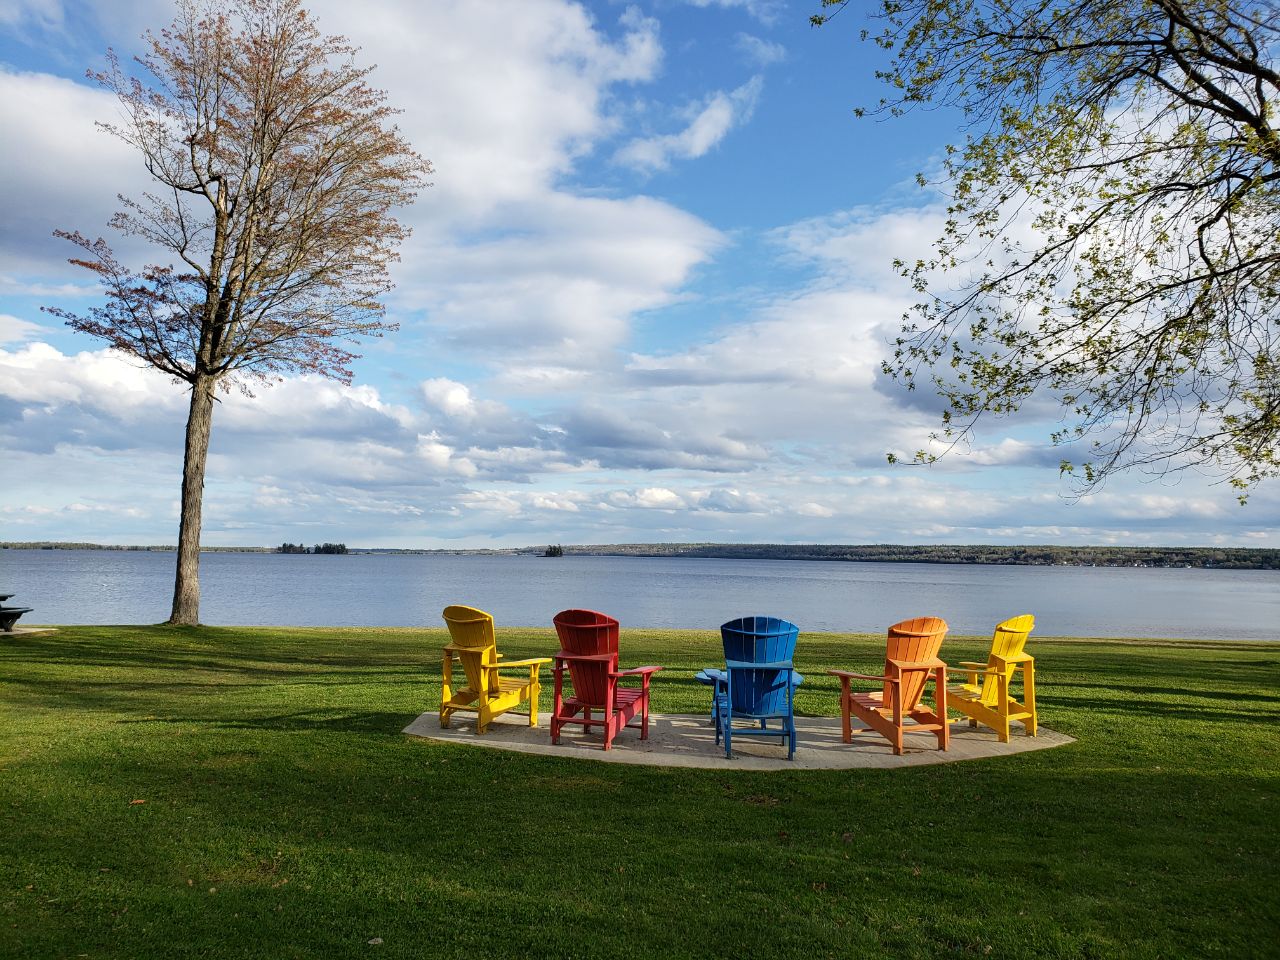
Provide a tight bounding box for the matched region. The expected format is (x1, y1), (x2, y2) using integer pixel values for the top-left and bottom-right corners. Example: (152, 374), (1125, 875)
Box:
(277, 542), (348, 555)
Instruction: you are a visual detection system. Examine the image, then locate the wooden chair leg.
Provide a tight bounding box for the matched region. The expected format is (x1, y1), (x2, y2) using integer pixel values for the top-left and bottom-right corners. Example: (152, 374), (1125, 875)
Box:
(891, 682), (905, 756)
(552, 669), (563, 744)
(840, 680), (852, 744)
(1024, 662), (1038, 736)
(936, 668), (949, 751)
(996, 674), (1010, 743)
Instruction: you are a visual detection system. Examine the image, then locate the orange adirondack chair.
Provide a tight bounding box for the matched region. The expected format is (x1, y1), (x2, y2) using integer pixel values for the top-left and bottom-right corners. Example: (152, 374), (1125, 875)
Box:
(550, 608), (662, 750)
(440, 605), (551, 733)
(948, 614), (1037, 741)
(828, 616), (950, 756)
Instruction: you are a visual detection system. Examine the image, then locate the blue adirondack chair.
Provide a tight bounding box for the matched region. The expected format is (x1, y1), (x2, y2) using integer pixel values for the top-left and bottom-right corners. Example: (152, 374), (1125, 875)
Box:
(711, 616), (801, 760)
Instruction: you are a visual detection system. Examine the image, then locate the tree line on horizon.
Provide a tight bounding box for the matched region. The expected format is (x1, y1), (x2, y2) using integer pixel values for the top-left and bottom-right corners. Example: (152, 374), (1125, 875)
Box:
(560, 543), (1280, 570)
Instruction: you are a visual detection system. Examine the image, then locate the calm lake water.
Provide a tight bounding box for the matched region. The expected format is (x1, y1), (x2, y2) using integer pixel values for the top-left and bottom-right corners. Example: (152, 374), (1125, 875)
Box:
(3, 549), (1278, 640)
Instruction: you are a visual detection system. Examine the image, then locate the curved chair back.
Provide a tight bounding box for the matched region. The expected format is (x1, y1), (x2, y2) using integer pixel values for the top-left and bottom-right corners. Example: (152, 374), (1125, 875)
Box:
(978, 614), (1034, 705)
(443, 605), (498, 692)
(553, 608), (620, 707)
(720, 616), (800, 715)
(884, 616), (949, 708)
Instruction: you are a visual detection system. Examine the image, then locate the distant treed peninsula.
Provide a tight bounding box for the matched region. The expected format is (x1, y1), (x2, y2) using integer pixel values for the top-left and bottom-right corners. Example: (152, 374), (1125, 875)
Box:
(2, 541), (1277, 569)
(558, 543), (1280, 569)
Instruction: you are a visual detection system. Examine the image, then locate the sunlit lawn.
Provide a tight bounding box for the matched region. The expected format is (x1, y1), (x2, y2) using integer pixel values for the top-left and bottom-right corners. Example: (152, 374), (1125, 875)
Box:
(1, 625), (1276, 959)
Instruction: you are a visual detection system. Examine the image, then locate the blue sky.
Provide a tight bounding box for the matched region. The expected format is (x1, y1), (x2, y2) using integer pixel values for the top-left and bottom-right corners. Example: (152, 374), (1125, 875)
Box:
(1, 0), (1276, 548)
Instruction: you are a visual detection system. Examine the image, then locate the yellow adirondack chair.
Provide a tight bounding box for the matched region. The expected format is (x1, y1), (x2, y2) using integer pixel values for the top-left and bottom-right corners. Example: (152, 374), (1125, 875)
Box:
(440, 605), (551, 733)
(948, 614), (1037, 741)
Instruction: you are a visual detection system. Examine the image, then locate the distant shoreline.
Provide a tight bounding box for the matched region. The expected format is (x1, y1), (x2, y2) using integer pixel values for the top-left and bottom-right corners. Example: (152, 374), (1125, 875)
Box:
(3, 541), (1277, 569)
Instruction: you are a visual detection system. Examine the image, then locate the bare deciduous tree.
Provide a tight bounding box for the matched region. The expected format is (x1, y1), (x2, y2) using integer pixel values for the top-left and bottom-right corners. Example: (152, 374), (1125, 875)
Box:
(46, 0), (431, 624)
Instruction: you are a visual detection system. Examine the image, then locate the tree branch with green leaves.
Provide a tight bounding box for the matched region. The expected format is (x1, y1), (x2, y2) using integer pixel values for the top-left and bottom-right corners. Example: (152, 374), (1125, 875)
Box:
(814, 0), (1279, 499)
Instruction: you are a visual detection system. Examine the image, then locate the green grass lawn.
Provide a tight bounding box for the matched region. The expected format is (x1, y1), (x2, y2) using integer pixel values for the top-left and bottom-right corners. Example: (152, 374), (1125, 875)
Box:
(1, 625), (1277, 959)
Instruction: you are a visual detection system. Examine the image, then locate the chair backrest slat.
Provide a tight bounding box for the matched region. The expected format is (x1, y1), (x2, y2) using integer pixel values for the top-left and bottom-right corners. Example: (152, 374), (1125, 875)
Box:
(720, 616), (799, 715)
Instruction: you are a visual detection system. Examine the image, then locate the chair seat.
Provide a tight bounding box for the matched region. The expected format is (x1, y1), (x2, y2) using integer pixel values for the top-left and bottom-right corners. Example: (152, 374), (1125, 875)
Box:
(494, 677), (534, 693)
(452, 677), (533, 700)
(713, 692), (792, 721)
(850, 691), (886, 708)
(561, 687), (644, 711)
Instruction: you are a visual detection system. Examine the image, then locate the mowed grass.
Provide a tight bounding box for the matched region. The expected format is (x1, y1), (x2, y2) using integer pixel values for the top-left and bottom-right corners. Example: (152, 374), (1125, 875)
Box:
(1, 625), (1277, 960)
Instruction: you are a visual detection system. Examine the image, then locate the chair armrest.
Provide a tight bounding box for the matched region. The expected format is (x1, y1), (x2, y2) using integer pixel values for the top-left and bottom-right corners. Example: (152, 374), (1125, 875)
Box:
(553, 652), (614, 664)
(990, 653), (1033, 665)
(828, 669), (895, 685)
(613, 665), (663, 677)
(956, 661), (988, 669)
(496, 657), (552, 668)
(887, 657), (946, 672)
(951, 666), (1003, 677)
(725, 659), (793, 671)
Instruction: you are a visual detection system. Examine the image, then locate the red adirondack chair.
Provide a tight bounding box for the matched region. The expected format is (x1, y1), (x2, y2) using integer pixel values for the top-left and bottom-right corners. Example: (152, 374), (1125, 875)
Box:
(828, 616), (950, 756)
(550, 608), (662, 750)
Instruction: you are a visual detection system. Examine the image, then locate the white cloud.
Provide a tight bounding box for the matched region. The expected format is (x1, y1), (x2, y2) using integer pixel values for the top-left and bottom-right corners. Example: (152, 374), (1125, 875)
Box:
(421, 378), (477, 419)
(680, 0), (784, 26)
(415, 432), (479, 477)
(308, 0), (662, 217)
(0, 0), (63, 29)
(0, 341), (182, 415)
(614, 76), (764, 173)
(0, 67), (146, 275)
(797, 502), (835, 518)
(398, 193), (723, 368)
(735, 32), (786, 66)
(0, 314), (45, 344)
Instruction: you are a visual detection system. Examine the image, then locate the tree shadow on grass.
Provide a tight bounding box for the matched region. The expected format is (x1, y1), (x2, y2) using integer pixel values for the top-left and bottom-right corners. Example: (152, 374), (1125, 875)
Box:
(115, 708), (418, 735)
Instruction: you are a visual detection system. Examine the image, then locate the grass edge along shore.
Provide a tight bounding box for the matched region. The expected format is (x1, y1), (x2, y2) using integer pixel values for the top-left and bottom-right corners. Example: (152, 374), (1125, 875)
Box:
(2, 624), (1276, 959)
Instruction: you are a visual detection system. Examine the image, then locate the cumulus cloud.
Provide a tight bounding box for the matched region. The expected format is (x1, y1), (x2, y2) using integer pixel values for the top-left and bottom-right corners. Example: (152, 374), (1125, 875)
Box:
(614, 75), (764, 173)
(399, 193), (723, 367)
(303, 0), (663, 219)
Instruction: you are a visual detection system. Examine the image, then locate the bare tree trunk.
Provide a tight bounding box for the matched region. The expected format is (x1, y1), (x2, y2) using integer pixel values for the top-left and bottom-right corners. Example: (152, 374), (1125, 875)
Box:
(168, 375), (217, 626)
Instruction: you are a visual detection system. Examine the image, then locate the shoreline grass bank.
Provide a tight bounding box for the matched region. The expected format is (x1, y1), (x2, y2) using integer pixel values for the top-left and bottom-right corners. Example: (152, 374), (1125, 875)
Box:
(2, 626), (1277, 959)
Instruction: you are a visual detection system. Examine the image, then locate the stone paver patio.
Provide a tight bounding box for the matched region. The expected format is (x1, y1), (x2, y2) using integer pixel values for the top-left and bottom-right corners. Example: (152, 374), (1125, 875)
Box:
(403, 710), (1074, 771)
